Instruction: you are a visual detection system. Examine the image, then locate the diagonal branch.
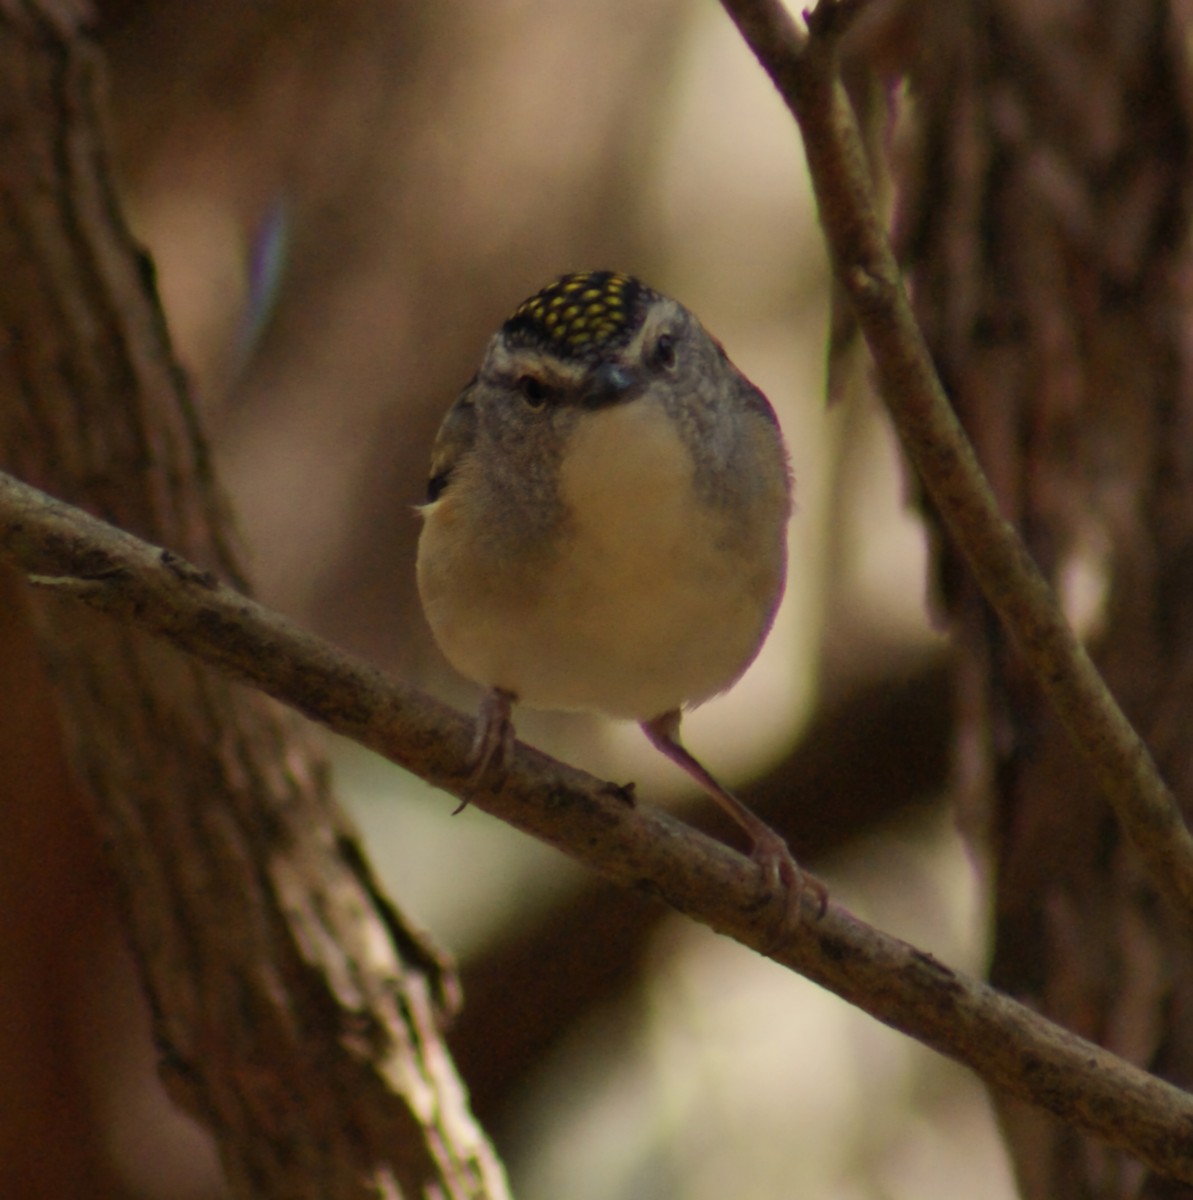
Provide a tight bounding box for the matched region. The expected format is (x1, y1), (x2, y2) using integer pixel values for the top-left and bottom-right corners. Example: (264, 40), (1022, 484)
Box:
(717, 0), (1193, 921)
(4, 469), (1193, 1181)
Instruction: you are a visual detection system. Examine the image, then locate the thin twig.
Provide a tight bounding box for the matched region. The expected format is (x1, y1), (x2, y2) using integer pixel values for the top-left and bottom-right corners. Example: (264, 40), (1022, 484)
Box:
(3, 471), (1193, 1179)
(717, 0), (1193, 920)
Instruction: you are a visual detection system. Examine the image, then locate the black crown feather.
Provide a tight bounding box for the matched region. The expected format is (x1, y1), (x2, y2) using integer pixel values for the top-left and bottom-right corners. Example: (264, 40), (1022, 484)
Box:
(501, 271), (656, 361)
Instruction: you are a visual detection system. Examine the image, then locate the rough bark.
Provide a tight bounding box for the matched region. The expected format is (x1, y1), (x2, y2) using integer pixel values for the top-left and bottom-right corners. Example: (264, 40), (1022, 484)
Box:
(897, 2), (1193, 1195)
(0, 3), (507, 1197)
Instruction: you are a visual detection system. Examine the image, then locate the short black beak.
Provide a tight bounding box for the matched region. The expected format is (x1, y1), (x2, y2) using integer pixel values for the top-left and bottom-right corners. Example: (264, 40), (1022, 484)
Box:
(583, 361), (638, 408)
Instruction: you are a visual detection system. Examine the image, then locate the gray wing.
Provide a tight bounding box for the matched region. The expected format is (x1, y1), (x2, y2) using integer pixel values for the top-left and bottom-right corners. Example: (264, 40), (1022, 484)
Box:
(424, 383), (479, 503)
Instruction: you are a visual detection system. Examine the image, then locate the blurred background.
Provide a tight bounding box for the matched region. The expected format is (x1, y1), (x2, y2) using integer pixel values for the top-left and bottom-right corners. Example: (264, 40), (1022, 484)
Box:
(2, 1), (1019, 1196)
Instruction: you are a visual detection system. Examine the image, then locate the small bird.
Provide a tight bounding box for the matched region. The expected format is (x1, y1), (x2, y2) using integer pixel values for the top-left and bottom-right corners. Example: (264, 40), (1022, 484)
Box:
(417, 271), (825, 921)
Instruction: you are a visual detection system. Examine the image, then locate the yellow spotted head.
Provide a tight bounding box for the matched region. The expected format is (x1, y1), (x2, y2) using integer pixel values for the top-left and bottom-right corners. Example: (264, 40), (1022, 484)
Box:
(501, 271), (657, 362)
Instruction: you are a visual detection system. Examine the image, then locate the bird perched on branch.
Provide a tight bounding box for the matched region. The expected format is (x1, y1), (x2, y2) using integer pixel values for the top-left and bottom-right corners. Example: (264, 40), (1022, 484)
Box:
(417, 271), (825, 924)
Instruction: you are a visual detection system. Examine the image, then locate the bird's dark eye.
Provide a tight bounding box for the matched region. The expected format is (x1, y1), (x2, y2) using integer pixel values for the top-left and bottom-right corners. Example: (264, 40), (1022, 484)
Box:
(654, 333), (677, 370)
(517, 374), (551, 408)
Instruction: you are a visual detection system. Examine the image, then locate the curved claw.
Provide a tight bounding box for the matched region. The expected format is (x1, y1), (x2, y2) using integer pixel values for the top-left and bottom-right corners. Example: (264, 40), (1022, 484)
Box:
(453, 687), (517, 814)
(749, 827), (829, 934)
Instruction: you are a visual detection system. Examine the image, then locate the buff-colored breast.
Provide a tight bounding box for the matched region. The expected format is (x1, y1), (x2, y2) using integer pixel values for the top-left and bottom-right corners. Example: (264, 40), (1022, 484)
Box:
(417, 394), (787, 719)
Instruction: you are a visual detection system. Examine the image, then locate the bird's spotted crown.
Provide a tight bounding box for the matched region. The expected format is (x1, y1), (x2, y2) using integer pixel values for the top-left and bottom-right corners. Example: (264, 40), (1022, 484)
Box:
(501, 271), (656, 361)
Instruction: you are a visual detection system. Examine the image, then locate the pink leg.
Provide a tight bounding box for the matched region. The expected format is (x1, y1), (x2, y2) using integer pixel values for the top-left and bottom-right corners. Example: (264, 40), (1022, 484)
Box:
(641, 710), (827, 929)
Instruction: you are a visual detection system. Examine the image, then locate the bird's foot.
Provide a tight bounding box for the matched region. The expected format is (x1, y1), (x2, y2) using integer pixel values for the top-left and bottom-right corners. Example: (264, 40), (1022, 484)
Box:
(749, 827), (829, 942)
(453, 687), (517, 814)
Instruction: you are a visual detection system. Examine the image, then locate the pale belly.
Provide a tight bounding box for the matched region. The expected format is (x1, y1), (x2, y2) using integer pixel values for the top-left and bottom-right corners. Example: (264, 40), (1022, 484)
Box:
(418, 400), (786, 719)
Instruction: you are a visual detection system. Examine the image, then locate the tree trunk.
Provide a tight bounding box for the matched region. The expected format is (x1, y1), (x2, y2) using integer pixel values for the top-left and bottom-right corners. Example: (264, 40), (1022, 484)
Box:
(899, 2), (1193, 1195)
(0, 4), (508, 1196)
